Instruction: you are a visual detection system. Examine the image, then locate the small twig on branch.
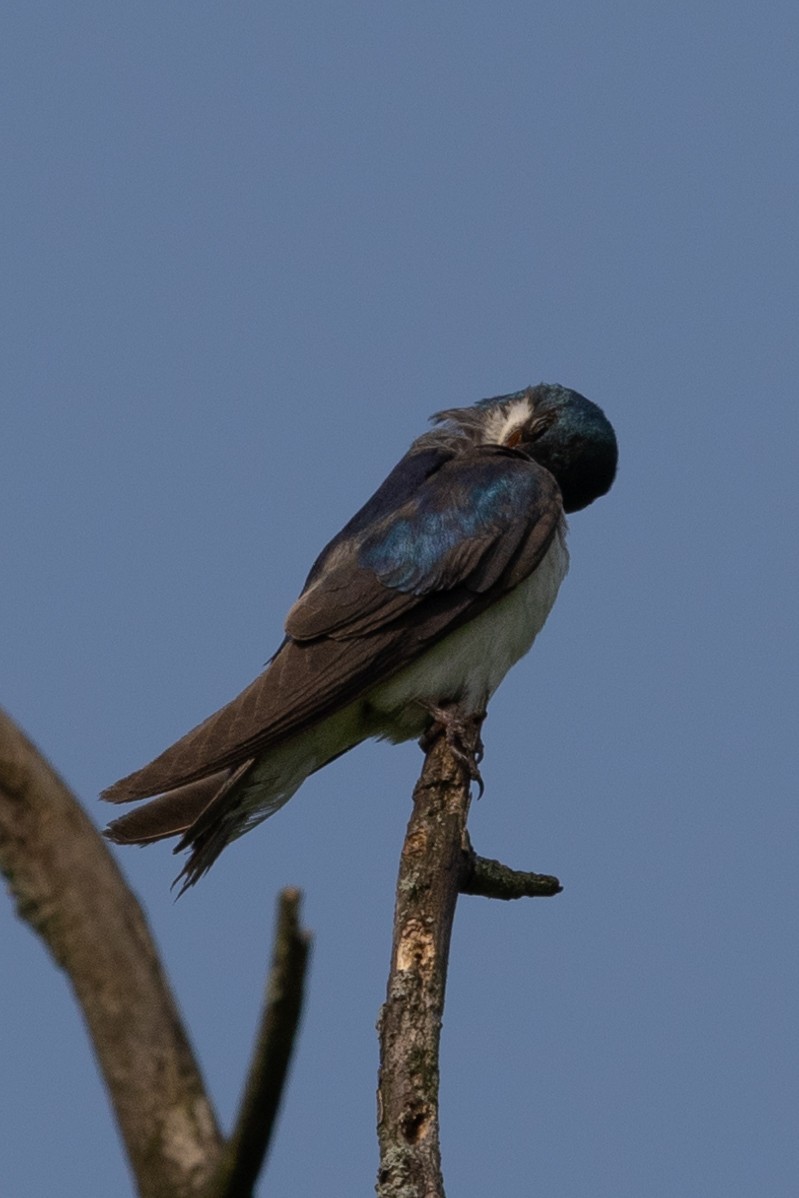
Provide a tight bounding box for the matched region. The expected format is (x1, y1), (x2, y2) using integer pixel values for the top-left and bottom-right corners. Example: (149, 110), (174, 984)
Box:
(0, 708), (222, 1198)
(376, 718), (561, 1197)
(206, 888), (312, 1198)
(460, 835), (561, 899)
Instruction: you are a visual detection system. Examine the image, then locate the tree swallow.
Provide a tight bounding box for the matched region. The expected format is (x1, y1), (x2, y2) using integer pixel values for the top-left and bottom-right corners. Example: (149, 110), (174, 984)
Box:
(103, 383), (617, 889)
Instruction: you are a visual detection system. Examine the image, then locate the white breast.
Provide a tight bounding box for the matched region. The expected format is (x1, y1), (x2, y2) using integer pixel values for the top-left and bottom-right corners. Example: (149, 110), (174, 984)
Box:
(367, 528), (569, 741)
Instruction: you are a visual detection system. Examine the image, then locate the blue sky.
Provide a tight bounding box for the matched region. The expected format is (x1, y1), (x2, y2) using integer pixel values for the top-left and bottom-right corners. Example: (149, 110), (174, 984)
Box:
(2, 3), (796, 1195)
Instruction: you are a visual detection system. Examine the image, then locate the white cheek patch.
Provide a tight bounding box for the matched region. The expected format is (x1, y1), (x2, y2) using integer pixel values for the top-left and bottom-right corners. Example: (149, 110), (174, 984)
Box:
(482, 397), (532, 445)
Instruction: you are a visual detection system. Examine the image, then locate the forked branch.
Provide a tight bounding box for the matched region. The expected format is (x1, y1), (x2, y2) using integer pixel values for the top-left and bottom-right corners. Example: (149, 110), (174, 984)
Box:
(0, 708), (310, 1198)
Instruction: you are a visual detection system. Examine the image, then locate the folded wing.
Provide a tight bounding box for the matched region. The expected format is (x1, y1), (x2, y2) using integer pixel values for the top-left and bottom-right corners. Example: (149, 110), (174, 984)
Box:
(102, 444), (562, 804)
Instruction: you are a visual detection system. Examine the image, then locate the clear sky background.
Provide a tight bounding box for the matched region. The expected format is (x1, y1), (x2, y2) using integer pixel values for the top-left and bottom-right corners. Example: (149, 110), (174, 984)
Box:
(2, 3), (796, 1195)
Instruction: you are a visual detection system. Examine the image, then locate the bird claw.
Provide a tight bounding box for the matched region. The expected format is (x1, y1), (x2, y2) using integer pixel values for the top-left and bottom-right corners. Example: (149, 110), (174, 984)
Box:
(418, 704), (486, 797)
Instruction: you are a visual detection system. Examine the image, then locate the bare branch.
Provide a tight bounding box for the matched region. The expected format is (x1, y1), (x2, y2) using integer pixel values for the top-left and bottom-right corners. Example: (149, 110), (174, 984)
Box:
(206, 888), (312, 1198)
(376, 722), (563, 1196)
(376, 727), (477, 1198)
(0, 708), (222, 1198)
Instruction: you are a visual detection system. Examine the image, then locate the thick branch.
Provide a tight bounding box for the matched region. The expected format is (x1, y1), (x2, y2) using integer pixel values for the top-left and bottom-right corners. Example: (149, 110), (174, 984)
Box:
(376, 728), (477, 1198)
(0, 708), (222, 1198)
(376, 723), (563, 1197)
(207, 888), (312, 1198)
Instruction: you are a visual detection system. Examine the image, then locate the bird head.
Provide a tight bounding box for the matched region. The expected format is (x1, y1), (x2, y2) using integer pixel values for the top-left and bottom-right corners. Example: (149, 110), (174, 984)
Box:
(432, 383), (618, 513)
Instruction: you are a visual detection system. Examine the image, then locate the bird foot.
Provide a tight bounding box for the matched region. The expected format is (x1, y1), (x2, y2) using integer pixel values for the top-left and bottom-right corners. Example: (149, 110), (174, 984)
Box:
(418, 704), (486, 797)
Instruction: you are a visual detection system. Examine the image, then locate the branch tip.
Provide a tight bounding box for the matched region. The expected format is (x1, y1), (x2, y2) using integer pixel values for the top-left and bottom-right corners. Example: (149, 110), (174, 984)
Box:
(207, 887), (311, 1198)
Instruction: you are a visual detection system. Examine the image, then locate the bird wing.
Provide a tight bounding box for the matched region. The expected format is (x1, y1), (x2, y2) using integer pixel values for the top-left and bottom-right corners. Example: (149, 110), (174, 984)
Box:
(102, 444), (562, 803)
(286, 444), (559, 637)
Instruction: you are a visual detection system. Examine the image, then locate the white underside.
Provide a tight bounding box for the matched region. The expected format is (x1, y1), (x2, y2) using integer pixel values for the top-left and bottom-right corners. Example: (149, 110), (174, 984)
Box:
(366, 529), (568, 737)
(232, 530), (568, 836)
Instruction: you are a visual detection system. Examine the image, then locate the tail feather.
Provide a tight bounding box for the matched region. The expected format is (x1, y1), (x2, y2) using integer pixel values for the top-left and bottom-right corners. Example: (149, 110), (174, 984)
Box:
(104, 772), (230, 846)
(105, 704), (366, 891)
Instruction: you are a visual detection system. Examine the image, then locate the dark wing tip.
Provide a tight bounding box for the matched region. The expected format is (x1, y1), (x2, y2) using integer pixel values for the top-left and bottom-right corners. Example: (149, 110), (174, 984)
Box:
(104, 805), (186, 846)
(101, 779), (135, 805)
(103, 774), (230, 847)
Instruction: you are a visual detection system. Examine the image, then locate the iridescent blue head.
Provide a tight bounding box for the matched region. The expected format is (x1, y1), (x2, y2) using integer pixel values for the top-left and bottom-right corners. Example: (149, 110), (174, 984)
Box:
(431, 382), (618, 513)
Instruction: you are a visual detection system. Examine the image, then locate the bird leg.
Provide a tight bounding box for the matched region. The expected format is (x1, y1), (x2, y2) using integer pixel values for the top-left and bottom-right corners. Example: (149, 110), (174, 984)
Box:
(418, 703), (486, 797)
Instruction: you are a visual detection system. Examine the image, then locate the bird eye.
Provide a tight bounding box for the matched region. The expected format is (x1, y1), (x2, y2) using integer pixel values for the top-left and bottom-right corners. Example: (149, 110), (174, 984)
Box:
(505, 427), (523, 448)
(527, 415), (554, 441)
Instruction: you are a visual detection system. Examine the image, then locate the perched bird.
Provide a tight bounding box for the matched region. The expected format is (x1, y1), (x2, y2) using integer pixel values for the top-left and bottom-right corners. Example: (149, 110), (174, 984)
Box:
(104, 383), (617, 890)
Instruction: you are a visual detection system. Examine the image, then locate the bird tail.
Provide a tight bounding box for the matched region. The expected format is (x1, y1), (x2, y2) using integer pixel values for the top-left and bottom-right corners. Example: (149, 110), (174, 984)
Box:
(105, 760), (269, 893)
(104, 770), (234, 846)
(105, 703), (367, 892)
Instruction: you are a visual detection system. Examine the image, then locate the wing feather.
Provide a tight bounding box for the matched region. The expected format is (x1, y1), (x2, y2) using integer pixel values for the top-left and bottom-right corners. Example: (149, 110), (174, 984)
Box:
(102, 445), (562, 804)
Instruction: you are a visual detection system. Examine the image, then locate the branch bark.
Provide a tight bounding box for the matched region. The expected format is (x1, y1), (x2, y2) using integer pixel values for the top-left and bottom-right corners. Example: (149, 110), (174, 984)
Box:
(376, 723), (561, 1197)
(0, 709), (311, 1198)
(0, 708), (222, 1197)
(460, 838), (561, 899)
